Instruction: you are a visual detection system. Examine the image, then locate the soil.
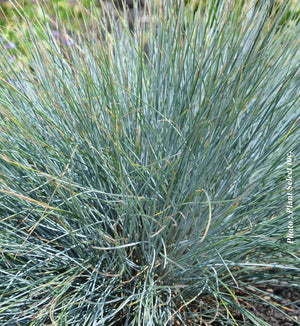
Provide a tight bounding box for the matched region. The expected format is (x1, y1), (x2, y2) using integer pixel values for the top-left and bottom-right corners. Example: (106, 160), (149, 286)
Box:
(171, 285), (300, 325)
(241, 286), (300, 326)
(209, 286), (300, 326)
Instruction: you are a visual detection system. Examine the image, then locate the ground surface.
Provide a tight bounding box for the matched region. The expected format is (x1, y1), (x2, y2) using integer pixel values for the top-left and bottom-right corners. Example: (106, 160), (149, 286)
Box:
(246, 287), (300, 326)
(210, 286), (300, 326)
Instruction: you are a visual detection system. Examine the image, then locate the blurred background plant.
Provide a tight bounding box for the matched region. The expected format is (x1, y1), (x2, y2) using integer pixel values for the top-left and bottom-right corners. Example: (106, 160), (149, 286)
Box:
(1, 0), (299, 67)
(0, 0), (101, 69)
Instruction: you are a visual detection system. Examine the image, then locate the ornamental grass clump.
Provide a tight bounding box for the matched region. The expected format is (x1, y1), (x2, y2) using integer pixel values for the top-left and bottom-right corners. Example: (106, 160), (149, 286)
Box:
(0, 0), (299, 325)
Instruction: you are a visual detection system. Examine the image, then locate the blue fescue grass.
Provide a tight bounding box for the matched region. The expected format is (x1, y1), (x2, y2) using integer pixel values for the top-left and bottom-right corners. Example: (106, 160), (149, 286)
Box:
(0, 0), (299, 325)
